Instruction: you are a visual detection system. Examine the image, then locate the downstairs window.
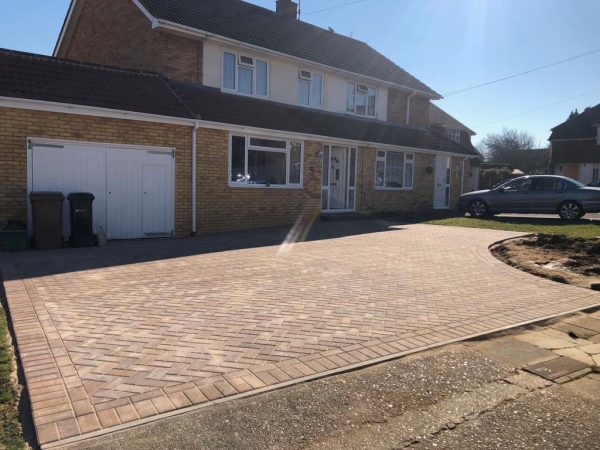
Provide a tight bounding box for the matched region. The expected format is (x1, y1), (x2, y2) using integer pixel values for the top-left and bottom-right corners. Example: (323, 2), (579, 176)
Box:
(230, 135), (303, 187)
(375, 150), (415, 189)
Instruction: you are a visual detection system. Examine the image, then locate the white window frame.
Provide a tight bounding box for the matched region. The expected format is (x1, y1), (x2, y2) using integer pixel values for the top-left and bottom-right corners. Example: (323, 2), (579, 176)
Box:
(298, 69), (323, 109)
(346, 81), (377, 118)
(222, 50), (269, 98)
(228, 134), (304, 189)
(446, 129), (461, 143)
(374, 149), (415, 191)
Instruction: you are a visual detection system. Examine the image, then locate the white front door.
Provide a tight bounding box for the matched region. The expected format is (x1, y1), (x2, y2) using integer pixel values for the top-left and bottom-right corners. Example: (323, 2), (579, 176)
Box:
(321, 145), (357, 212)
(434, 156), (451, 209)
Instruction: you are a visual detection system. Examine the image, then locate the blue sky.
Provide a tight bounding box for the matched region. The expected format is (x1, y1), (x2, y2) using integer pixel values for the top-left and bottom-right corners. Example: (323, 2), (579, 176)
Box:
(1, 0), (599, 147)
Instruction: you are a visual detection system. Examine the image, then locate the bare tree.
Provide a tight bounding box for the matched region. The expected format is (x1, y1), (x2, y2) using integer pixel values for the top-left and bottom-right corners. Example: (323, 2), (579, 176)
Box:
(478, 128), (549, 174)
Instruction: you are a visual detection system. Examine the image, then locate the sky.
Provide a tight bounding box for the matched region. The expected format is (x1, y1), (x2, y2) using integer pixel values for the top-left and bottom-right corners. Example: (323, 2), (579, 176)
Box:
(1, 0), (599, 147)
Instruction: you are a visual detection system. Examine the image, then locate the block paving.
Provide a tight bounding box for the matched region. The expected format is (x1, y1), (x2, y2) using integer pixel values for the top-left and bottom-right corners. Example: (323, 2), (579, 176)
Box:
(1, 222), (600, 447)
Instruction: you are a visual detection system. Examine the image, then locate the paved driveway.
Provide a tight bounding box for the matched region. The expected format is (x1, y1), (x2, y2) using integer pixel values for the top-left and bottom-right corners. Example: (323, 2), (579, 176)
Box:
(2, 221), (599, 447)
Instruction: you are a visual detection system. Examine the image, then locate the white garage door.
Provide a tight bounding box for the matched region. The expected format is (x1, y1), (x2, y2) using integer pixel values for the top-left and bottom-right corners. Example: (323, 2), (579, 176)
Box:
(29, 140), (175, 240)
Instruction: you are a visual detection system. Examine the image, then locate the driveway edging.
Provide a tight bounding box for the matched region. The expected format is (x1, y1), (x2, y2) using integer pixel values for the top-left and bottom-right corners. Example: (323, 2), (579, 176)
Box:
(45, 299), (600, 449)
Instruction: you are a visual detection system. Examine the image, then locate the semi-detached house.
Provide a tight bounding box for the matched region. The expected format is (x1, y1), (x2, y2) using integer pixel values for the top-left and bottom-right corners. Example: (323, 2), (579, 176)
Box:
(0, 0), (479, 240)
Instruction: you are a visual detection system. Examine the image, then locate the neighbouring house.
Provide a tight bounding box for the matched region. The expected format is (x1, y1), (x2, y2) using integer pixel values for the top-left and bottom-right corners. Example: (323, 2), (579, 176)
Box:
(550, 104), (600, 185)
(0, 0), (479, 240)
(428, 104), (480, 191)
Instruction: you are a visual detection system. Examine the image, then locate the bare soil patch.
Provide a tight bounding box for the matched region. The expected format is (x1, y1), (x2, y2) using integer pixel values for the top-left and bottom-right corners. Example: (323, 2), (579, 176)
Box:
(492, 234), (600, 290)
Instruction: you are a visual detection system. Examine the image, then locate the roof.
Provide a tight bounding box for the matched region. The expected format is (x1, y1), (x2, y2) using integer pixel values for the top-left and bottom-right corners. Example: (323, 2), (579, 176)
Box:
(135, 0), (439, 97)
(550, 104), (600, 140)
(0, 48), (476, 156)
(0, 48), (193, 119)
(550, 139), (600, 165)
(169, 81), (477, 156)
(429, 104), (475, 135)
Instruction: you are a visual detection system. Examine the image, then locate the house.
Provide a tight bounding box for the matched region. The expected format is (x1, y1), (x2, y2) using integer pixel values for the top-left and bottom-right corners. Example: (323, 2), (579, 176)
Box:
(0, 0), (479, 240)
(428, 104), (480, 191)
(549, 104), (600, 185)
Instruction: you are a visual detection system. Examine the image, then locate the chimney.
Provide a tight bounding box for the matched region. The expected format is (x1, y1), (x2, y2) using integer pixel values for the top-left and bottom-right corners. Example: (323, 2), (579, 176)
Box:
(276, 0), (298, 19)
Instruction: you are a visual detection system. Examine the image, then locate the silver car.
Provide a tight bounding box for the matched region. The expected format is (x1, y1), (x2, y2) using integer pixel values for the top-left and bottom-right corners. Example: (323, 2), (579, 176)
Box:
(458, 175), (600, 220)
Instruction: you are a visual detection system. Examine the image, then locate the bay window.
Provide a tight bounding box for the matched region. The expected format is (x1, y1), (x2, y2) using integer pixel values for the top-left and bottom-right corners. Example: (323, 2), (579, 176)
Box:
(375, 150), (415, 189)
(223, 51), (268, 97)
(298, 70), (323, 107)
(346, 82), (376, 117)
(230, 135), (303, 187)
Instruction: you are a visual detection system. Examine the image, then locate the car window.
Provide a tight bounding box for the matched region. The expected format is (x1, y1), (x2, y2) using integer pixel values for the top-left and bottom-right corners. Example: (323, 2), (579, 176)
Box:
(503, 179), (533, 192)
(534, 178), (566, 191)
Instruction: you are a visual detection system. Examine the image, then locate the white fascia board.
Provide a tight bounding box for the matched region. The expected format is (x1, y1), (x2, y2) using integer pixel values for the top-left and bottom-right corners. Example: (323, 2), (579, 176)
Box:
(154, 19), (441, 99)
(53, 0), (78, 57)
(0, 97), (195, 127)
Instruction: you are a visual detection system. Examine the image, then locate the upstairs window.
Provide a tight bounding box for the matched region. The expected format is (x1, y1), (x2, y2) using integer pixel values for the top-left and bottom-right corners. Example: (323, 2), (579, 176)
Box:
(375, 150), (414, 190)
(298, 70), (323, 108)
(346, 82), (376, 117)
(223, 51), (268, 97)
(446, 129), (461, 143)
(230, 135), (303, 187)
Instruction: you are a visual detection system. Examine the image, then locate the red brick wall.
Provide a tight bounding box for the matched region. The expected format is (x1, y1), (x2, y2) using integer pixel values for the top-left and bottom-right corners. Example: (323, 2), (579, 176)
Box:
(356, 148), (468, 214)
(407, 95), (430, 127)
(58, 0), (202, 83)
(387, 89), (431, 127)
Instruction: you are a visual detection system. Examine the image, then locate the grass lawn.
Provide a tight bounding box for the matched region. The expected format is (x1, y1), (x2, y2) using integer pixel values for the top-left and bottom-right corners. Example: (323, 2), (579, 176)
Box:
(425, 216), (600, 239)
(0, 297), (24, 450)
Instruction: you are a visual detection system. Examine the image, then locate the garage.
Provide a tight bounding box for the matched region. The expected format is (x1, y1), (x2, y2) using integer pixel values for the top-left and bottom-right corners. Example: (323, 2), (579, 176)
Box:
(28, 139), (175, 240)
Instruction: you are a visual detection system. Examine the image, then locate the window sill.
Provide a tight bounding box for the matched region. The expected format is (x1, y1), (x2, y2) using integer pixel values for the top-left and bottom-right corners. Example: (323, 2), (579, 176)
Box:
(374, 187), (414, 192)
(228, 183), (304, 190)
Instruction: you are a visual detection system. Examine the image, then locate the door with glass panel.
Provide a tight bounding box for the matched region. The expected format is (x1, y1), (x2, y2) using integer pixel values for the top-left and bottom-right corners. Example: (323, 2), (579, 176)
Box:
(321, 145), (357, 211)
(433, 156), (451, 209)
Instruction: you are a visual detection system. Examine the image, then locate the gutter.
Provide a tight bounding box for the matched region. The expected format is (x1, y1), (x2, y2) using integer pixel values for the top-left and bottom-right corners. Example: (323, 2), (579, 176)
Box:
(192, 121), (199, 234)
(406, 91), (417, 125)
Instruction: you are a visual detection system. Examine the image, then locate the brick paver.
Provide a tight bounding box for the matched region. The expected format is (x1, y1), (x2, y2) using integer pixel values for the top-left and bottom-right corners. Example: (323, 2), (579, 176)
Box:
(1, 222), (599, 447)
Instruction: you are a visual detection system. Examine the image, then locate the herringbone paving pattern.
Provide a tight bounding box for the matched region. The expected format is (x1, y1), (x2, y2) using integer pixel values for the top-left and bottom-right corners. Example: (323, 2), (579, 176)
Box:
(2, 222), (599, 446)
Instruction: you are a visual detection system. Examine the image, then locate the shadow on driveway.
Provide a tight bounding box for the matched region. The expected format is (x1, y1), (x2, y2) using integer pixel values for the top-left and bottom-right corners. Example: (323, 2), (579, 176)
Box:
(0, 217), (405, 281)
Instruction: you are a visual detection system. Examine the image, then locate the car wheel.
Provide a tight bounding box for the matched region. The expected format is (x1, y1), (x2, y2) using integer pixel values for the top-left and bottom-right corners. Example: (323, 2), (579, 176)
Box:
(558, 200), (584, 220)
(468, 200), (489, 219)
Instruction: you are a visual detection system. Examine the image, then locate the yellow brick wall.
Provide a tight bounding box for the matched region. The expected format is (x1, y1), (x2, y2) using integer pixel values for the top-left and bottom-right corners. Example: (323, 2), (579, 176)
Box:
(357, 148), (435, 214)
(357, 149), (469, 214)
(0, 107), (193, 237)
(1, 106), (470, 239)
(195, 129), (322, 234)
